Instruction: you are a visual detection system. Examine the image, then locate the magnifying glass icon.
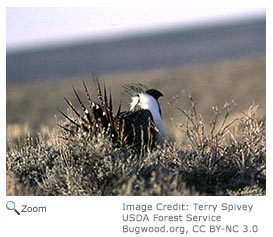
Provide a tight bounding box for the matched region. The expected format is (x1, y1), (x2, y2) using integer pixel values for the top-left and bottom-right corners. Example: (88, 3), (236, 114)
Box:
(6, 201), (20, 215)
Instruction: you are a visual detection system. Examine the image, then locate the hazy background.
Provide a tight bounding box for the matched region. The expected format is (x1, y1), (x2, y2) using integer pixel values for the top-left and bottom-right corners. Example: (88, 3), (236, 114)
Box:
(7, 7), (265, 51)
(6, 7), (266, 142)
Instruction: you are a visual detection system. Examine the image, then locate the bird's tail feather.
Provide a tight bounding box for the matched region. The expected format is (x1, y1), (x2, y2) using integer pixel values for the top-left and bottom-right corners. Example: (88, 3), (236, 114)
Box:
(59, 75), (118, 139)
(59, 76), (160, 152)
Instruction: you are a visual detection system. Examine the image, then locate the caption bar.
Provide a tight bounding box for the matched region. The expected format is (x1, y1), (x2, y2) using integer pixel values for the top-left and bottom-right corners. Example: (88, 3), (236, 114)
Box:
(121, 202), (258, 235)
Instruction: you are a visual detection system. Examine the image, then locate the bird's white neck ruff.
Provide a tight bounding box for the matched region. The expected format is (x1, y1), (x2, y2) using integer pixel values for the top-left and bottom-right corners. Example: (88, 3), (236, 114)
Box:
(130, 96), (139, 111)
(130, 93), (166, 137)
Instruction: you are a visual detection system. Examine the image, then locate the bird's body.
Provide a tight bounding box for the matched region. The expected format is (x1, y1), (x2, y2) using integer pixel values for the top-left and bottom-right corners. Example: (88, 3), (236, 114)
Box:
(59, 78), (165, 151)
(130, 92), (166, 143)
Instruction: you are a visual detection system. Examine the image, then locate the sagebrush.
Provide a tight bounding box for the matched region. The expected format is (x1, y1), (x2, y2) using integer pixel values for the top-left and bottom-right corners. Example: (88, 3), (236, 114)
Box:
(6, 96), (266, 196)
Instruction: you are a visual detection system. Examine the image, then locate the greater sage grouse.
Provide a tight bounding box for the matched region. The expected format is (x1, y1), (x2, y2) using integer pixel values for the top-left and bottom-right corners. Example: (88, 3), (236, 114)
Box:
(59, 77), (166, 151)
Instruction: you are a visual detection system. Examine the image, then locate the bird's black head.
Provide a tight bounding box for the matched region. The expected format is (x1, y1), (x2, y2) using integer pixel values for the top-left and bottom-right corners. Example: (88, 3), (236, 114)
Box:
(145, 89), (163, 100)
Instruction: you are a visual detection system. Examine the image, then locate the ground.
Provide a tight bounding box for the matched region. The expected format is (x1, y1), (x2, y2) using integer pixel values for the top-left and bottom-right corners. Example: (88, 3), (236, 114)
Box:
(6, 56), (266, 196)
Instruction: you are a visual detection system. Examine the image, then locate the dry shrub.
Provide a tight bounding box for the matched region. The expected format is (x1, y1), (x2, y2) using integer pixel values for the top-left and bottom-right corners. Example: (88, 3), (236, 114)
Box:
(171, 96), (265, 194)
(6, 97), (265, 196)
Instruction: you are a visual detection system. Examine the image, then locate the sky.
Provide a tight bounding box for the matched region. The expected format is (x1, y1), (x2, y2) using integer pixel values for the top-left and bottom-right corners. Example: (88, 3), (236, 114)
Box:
(6, 7), (265, 50)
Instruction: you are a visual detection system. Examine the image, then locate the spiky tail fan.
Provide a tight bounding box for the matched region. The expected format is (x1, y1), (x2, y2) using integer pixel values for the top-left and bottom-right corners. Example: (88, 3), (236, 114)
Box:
(58, 76), (120, 140)
(58, 76), (158, 150)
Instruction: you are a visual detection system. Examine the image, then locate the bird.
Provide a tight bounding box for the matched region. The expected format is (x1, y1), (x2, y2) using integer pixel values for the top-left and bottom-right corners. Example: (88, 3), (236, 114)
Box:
(59, 76), (166, 152)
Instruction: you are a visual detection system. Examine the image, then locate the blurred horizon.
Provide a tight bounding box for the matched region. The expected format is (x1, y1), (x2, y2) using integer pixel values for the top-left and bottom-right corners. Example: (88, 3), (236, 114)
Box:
(6, 16), (266, 83)
(6, 7), (265, 52)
